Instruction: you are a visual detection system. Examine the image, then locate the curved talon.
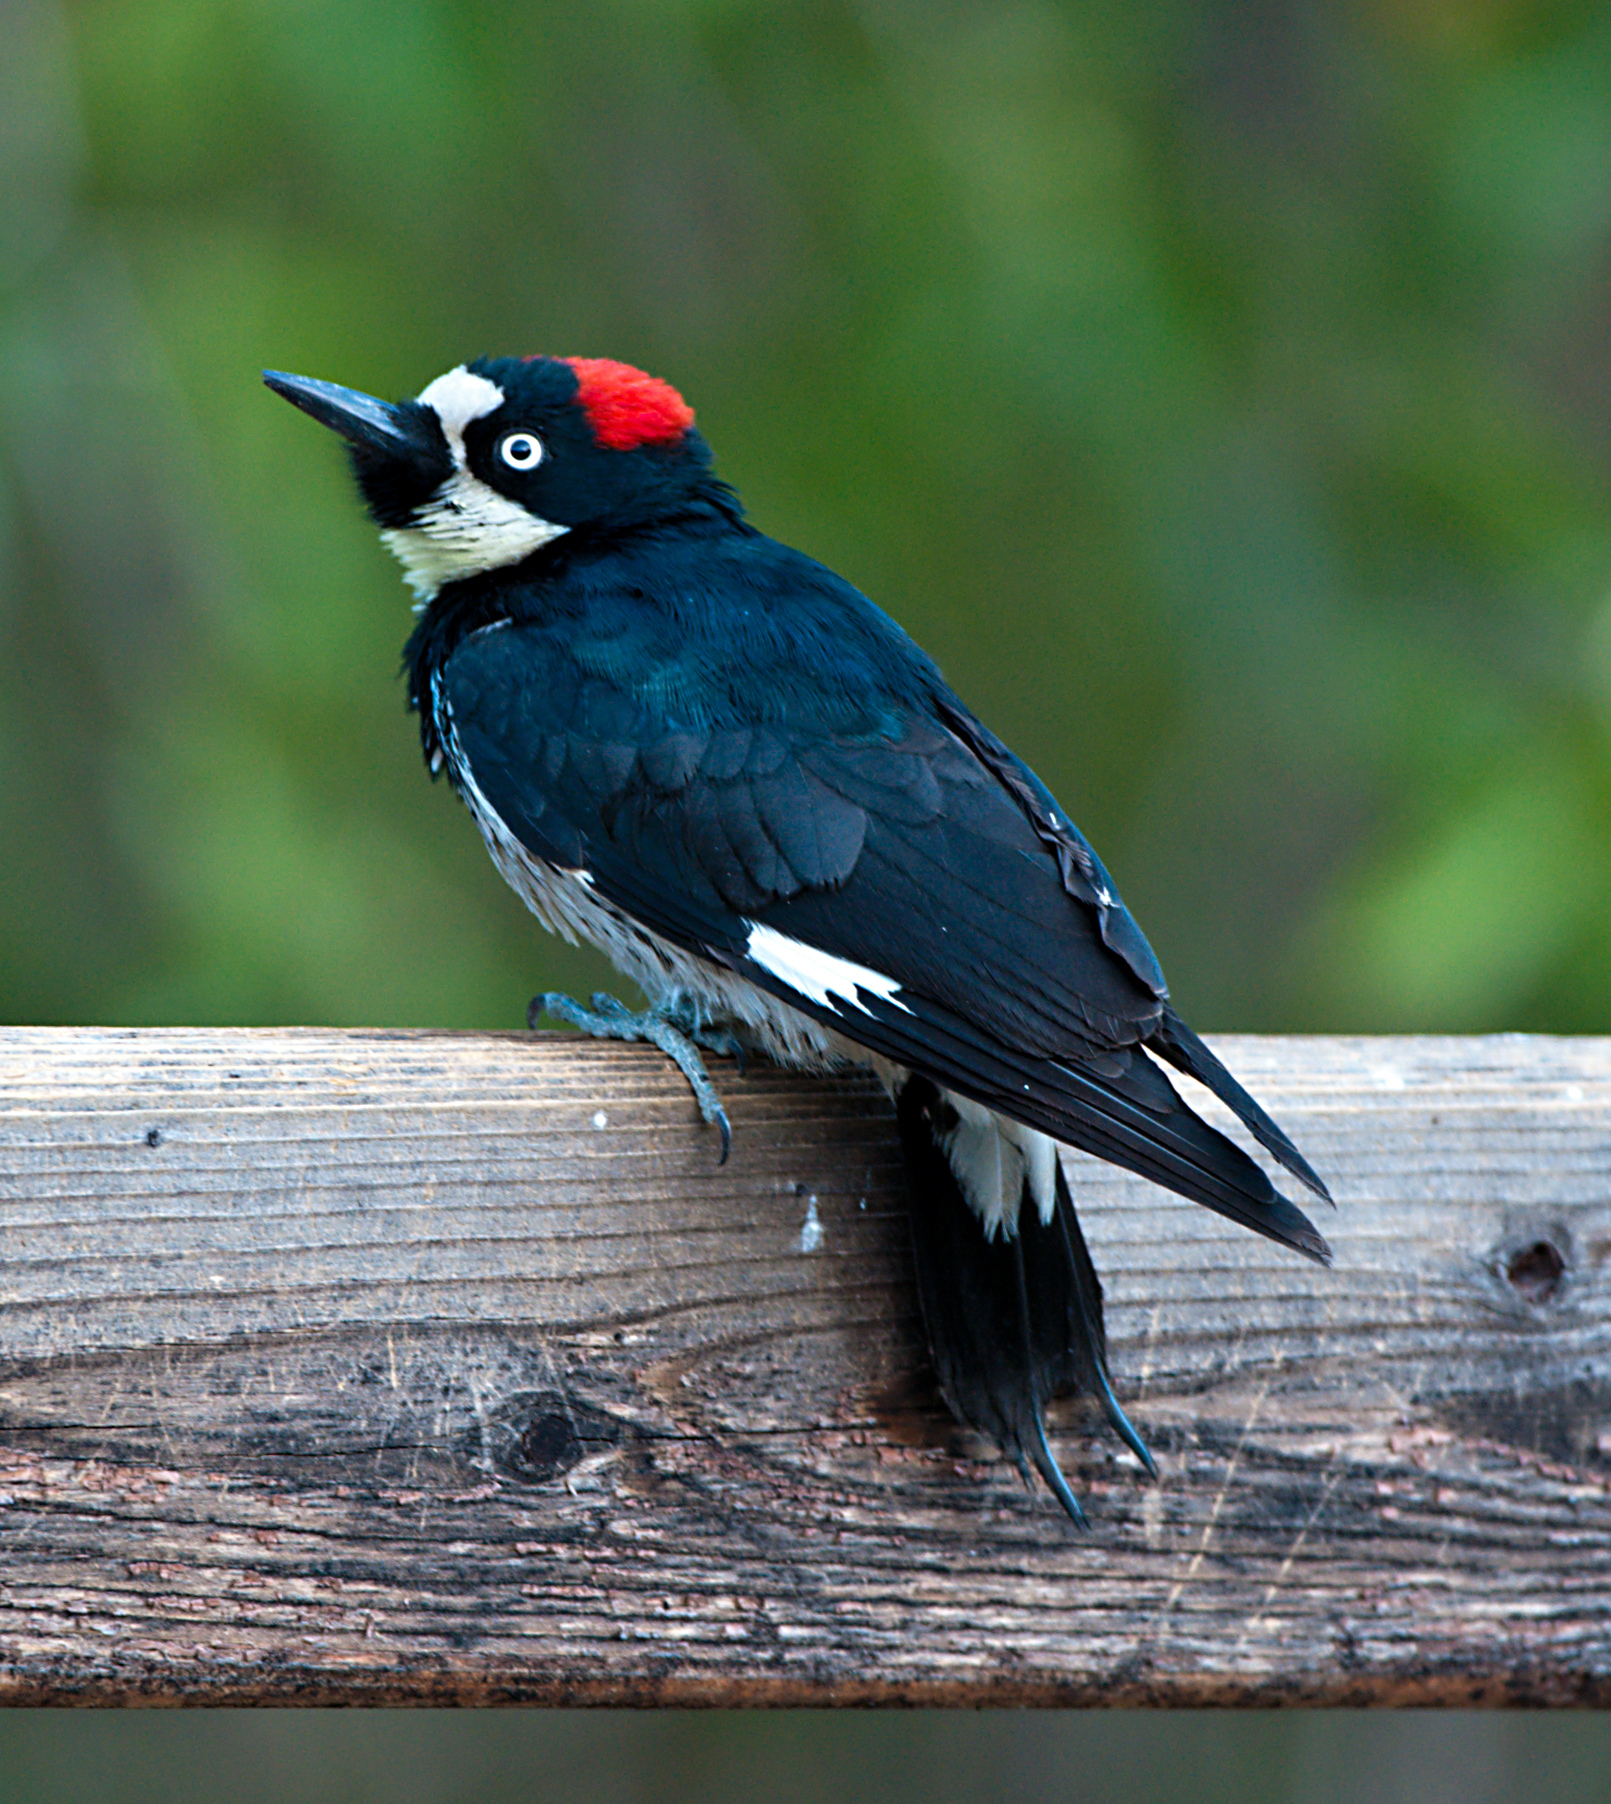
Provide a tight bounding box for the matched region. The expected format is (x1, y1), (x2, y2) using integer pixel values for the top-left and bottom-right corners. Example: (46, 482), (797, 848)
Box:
(528, 988), (735, 1162)
(529, 991), (594, 1033)
(704, 1029), (748, 1076)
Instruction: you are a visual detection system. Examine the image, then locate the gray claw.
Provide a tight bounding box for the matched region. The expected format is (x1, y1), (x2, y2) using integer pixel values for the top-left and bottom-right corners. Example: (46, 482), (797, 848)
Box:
(528, 990), (736, 1163)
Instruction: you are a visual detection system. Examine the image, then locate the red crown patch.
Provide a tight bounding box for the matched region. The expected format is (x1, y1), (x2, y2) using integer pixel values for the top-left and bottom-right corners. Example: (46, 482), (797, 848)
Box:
(560, 357), (695, 451)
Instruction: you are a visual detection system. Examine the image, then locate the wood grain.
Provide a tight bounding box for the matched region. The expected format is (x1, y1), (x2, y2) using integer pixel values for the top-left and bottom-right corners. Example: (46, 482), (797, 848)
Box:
(0, 1026), (1607, 1704)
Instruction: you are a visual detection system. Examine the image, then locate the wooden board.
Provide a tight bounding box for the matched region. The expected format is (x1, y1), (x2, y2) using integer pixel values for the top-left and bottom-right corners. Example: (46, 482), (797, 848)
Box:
(0, 1026), (1606, 1704)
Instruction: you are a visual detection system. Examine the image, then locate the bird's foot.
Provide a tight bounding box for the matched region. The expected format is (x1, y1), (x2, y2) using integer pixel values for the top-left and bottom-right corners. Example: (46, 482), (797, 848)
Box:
(529, 991), (741, 1163)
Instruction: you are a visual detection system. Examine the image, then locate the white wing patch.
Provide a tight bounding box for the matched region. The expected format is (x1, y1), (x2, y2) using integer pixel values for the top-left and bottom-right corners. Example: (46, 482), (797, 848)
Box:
(381, 364), (567, 602)
(743, 923), (911, 1017)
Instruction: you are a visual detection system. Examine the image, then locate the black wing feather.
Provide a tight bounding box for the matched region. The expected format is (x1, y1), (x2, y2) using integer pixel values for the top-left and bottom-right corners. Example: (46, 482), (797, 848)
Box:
(1148, 1006), (1332, 1205)
(443, 623), (1330, 1263)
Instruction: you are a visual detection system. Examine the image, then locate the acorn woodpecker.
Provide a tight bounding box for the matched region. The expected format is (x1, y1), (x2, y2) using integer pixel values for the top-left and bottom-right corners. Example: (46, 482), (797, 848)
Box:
(265, 354), (1331, 1525)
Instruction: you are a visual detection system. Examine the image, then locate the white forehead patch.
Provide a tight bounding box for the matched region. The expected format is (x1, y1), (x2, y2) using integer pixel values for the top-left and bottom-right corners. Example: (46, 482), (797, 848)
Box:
(383, 364), (567, 603)
(417, 366), (505, 456)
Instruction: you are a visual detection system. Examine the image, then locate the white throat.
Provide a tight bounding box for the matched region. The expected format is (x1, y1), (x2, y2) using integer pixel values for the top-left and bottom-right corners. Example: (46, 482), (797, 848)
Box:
(380, 365), (567, 603)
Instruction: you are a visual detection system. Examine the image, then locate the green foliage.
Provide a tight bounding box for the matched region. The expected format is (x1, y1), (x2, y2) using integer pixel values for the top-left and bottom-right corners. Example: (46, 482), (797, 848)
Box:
(3, 0), (1609, 1033)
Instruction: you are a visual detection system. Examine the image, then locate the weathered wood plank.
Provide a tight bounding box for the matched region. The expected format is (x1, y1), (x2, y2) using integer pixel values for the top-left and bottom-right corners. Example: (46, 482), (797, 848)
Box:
(0, 1026), (1606, 1704)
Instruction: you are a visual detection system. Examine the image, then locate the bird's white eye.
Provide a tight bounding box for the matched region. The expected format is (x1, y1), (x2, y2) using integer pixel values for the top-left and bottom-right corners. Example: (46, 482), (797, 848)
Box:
(497, 432), (544, 471)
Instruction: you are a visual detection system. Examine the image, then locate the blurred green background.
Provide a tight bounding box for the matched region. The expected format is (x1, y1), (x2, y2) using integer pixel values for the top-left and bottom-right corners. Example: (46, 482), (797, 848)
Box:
(4, 0), (1611, 1790)
(7, 0), (1611, 1041)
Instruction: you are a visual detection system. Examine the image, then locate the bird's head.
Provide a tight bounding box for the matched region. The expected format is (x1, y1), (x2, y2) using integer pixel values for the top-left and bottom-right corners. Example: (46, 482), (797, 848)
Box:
(264, 355), (712, 602)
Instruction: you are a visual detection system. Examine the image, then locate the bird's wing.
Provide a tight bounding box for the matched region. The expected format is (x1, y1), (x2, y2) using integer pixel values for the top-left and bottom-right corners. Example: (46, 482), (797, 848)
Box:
(443, 621), (1330, 1262)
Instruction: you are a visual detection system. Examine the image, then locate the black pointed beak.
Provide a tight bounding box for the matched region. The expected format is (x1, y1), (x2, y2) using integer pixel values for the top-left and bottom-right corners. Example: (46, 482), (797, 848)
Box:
(263, 370), (423, 458)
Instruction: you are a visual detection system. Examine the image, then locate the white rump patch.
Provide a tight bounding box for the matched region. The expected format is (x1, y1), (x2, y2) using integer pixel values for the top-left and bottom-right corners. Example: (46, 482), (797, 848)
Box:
(938, 1090), (1058, 1239)
(382, 363), (567, 601)
(744, 924), (910, 1017)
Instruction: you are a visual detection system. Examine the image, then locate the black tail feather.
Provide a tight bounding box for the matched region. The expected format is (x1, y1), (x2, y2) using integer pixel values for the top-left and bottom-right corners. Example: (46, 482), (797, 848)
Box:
(1008, 1230), (1088, 1526)
(1149, 1006), (1333, 1206)
(1047, 1156), (1157, 1478)
(896, 1076), (1156, 1526)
